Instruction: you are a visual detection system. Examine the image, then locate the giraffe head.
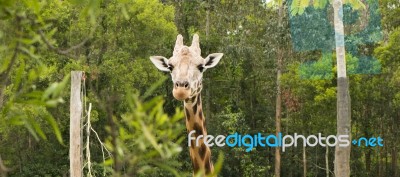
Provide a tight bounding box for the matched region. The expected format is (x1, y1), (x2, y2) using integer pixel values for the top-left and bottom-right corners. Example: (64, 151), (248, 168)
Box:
(150, 34), (223, 101)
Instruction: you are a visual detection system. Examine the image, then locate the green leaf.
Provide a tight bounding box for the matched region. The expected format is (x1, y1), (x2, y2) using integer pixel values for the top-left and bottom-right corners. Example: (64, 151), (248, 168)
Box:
(291, 0), (301, 16)
(121, 5), (130, 20)
(103, 158), (114, 166)
(42, 74), (70, 101)
(313, 0), (328, 8)
(18, 45), (39, 59)
(300, 0), (310, 9)
(210, 152), (224, 177)
(43, 111), (64, 144)
(153, 162), (182, 177)
(45, 98), (64, 107)
(298, 7), (305, 15)
(9, 116), (24, 126)
(13, 58), (24, 92)
(42, 82), (58, 100)
(140, 120), (164, 157)
(345, 0), (366, 9)
(140, 76), (167, 100)
(23, 118), (40, 141)
(26, 112), (47, 140)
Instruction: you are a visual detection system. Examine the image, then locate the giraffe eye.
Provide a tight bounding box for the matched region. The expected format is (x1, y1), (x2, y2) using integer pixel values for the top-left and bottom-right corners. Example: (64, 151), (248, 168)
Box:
(197, 65), (204, 72)
(168, 65), (174, 72)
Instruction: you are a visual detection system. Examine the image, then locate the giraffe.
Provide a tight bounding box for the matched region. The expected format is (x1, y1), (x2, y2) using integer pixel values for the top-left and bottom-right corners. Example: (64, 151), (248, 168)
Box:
(150, 34), (223, 176)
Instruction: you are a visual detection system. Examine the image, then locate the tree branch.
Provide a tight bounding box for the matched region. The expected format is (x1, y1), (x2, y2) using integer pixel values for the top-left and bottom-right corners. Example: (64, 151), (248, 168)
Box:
(0, 155), (13, 177)
(37, 29), (82, 59)
(0, 16), (21, 109)
(0, 41), (19, 88)
(86, 103), (93, 177)
(311, 162), (334, 176)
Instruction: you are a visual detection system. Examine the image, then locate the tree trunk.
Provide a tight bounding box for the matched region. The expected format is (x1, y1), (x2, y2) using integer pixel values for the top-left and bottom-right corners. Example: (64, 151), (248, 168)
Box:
(70, 71), (83, 177)
(391, 114), (397, 177)
(385, 146), (388, 177)
(326, 146), (330, 177)
(274, 4), (284, 177)
(303, 145), (307, 177)
(333, 0), (351, 176)
(392, 147), (397, 177)
(0, 88), (4, 109)
(274, 33), (282, 177)
(366, 149), (371, 175)
(205, 1), (212, 133)
(378, 146), (382, 177)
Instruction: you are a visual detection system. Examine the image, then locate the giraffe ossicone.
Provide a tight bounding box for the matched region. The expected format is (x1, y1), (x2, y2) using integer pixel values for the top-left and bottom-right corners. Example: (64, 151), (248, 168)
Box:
(150, 34), (223, 176)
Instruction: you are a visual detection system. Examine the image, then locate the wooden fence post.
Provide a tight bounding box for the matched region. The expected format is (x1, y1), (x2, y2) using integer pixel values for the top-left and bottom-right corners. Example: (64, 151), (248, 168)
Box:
(70, 71), (82, 177)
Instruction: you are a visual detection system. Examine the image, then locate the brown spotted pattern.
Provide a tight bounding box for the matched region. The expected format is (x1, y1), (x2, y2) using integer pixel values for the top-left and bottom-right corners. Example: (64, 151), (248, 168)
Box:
(185, 94), (214, 176)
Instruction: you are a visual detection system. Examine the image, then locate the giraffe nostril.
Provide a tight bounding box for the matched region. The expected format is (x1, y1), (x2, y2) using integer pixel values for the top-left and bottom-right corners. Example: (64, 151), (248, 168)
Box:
(175, 81), (189, 88)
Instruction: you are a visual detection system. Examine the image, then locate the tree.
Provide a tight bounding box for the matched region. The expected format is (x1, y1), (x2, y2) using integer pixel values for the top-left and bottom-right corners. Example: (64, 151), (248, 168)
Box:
(273, 1), (284, 176)
(290, 0), (367, 175)
(332, 0), (351, 176)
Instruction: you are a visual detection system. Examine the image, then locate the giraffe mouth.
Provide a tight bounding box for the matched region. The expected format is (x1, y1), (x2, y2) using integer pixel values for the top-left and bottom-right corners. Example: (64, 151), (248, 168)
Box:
(173, 87), (190, 101)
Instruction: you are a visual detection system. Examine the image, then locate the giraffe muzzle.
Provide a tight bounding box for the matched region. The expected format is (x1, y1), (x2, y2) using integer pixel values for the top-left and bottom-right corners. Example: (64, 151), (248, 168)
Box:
(173, 81), (190, 101)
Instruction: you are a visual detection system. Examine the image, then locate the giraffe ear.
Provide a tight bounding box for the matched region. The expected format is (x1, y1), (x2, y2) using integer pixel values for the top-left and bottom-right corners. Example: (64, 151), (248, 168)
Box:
(150, 56), (170, 72)
(204, 53), (223, 69)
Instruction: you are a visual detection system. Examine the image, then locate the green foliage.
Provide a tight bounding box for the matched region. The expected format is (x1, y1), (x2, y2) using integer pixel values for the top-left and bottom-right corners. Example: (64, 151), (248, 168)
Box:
(1, 0), (181, 176)
(103, 90), (186, 176)
(290, 0), (366, 16)
(291, 0), (310, 15)
(299, 52), (334, 79)
(1, 65), (68, 144)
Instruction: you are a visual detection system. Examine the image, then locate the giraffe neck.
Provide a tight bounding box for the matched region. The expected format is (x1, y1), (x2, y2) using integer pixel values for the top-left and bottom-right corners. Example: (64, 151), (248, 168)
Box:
(184, 94), (214, 175)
